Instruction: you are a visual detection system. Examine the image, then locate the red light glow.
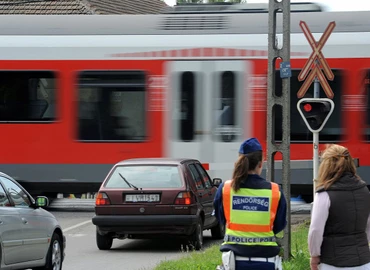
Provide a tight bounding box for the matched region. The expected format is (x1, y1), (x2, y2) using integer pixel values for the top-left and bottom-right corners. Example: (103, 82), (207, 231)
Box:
(303, 104), (312, 112)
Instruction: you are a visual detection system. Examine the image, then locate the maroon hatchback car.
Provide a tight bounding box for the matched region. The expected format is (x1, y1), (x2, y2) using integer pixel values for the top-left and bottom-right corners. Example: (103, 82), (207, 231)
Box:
(91, 158), (225, 250)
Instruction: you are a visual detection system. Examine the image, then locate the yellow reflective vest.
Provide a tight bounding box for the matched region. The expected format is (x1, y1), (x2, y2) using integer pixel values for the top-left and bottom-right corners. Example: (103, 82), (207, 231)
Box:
(221, 179), (280, 247)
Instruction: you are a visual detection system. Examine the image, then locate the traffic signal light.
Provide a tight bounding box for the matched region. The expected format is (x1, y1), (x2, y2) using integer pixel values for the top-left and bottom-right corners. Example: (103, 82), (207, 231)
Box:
(297, 98), (335, 133)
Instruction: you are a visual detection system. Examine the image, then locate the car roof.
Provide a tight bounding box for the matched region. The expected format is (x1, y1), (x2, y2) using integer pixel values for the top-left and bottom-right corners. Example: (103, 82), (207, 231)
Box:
(115, 157), (200, 166)
(0, 171), (13, 180)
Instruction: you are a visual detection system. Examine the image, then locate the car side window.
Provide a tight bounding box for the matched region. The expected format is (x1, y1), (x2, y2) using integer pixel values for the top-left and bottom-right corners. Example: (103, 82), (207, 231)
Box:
(0, 177), (31, 208)
(195, 163), (212, 189)
(0, 183), (11, 207)
(188, 164), (204, 190)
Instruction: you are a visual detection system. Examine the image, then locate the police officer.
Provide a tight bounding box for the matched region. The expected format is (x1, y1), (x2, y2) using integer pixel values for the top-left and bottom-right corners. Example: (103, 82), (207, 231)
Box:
(214, 138), (287, 270)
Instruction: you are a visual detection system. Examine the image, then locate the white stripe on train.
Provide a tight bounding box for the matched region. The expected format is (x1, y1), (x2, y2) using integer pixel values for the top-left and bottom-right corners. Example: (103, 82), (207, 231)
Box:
(203, 160), (314, 171)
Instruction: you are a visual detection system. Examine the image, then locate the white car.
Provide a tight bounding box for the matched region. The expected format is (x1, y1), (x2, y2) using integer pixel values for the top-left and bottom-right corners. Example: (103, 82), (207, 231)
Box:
(0, 172), (65, 270)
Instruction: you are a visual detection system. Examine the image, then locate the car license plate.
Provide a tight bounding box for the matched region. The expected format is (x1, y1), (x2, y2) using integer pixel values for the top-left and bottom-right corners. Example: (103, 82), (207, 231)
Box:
(125, 194), (160, 202)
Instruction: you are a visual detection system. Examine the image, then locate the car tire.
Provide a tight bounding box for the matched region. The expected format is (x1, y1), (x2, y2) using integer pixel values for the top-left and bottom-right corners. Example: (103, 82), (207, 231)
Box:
(211, 221), (225, 240)
(190, 217), (203, 251)
(34, 232), (63, 270)
(96, 229), (113, 250)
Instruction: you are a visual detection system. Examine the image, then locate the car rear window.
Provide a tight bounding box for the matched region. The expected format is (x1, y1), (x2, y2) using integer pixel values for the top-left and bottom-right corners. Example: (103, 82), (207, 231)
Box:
(104, 165), (183, 189)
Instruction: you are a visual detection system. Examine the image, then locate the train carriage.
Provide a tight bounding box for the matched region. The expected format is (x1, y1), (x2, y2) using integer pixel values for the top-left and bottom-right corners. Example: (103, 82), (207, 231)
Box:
(0, 2), (368, 201)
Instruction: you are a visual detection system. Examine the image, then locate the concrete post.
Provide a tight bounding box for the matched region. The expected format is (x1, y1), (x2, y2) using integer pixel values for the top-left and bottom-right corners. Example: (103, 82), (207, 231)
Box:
(267, 0), (291, 261)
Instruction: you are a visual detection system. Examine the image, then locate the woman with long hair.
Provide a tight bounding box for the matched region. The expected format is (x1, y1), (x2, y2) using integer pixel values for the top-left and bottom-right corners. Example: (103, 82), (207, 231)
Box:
(308, 144), (370, 270)
(214, 137), (287, 270)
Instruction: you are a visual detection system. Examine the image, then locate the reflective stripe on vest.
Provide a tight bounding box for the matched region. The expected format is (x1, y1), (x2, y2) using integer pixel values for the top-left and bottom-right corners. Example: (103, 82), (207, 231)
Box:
(223, 234), (277, 243)
(223, 180), (280, 232)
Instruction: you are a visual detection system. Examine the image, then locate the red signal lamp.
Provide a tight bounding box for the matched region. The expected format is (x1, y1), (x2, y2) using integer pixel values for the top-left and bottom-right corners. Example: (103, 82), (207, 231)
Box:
(303, 103), (312, 112)
(297, 98), (335, 133)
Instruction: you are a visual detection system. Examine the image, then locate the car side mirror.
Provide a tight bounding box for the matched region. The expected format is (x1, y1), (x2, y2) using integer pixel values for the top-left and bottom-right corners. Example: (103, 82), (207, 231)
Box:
(213, 178), (222, 187)
(35, 196), (49, 208)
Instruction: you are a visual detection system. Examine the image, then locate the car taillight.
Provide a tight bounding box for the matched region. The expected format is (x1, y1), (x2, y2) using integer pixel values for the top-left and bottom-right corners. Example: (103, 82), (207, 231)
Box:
(175, 192), (193, 205)
(95, 192), (110, 206)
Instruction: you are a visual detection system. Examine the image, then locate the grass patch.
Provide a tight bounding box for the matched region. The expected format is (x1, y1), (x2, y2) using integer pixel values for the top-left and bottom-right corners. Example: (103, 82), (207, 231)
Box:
(154, 220), (311, 270)
(154, 244), (222, 270)
(282, 220), (310, 270)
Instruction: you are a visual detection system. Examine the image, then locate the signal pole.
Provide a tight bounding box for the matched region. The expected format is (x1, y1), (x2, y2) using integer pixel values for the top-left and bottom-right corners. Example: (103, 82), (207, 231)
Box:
(267, 0), (291, 261)
(313, 62), (320, 196)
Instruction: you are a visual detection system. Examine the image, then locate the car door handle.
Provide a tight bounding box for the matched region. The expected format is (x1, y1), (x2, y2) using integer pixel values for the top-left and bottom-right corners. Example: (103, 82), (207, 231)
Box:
(22, 218), (28, 224)
(0, 220), (3, 225)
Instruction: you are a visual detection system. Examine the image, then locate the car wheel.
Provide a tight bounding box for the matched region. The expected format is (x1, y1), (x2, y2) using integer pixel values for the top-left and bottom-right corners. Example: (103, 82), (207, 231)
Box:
(190, 217), (203, 251)
(34, 233), (63, 270)
(211, 221), (225, 240)
(96, 228), (113, 250)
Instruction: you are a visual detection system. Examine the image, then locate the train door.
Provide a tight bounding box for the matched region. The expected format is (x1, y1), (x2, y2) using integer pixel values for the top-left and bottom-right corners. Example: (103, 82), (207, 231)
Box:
(165, 60), (251, 180)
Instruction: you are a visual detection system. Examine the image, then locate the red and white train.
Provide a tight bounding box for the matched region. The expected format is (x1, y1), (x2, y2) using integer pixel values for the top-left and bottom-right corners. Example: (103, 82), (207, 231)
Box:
(0, 2), (368, 201)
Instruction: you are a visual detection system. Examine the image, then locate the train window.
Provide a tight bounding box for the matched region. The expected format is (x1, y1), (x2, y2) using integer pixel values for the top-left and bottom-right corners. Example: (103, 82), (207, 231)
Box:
(0, 71), (56, 122)
(363, 70), (370, 141)
(214, 71), (238, 142)
(77, 71), (146, 141)
(274, 69), (343, 142)
(179, 72), (196, 141)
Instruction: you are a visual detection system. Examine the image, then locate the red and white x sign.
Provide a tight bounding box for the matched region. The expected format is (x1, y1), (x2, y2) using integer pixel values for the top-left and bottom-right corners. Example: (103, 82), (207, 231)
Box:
(297, 21), (336, 99)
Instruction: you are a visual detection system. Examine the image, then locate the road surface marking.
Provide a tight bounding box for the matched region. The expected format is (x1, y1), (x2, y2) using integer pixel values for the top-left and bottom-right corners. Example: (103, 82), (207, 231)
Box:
(64, 220), (92, 233)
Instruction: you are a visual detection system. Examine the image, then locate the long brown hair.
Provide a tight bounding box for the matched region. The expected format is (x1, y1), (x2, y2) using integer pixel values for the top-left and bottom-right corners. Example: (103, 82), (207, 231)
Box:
(231, 155), (249, 192)
(231, 151), (262, 192)
(316, 144), (359, 190)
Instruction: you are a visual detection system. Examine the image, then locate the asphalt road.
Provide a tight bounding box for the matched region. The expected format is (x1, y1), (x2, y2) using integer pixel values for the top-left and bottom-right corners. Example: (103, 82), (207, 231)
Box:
(51, 211), (222, 270)
(46, 205), (311, 270)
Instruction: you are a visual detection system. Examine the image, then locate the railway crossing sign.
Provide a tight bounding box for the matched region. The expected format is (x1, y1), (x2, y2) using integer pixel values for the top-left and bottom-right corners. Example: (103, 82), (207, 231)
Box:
(297, 21), (336, 99)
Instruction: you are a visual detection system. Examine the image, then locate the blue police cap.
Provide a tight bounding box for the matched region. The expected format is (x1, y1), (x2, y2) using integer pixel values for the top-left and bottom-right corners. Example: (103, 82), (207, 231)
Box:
(239, 138), (263, 155)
